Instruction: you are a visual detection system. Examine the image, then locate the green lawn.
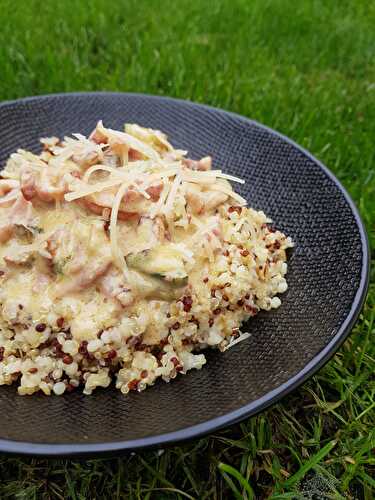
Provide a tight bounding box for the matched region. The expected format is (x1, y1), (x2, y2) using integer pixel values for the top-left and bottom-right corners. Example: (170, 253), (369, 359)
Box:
(0, 0), (374, 498)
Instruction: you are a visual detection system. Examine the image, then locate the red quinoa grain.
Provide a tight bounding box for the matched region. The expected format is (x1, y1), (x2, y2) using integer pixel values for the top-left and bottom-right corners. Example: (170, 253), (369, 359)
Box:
(106, 349), (117, 360)
(128, 379), (139, 391)
(135, 343), (149, 352)
(78, 341), (88, 355)
(170, 357), (179, 367)
(181, 296), (193, 312)
(160, 337), (169, 348)
(56, 317), (64, 328)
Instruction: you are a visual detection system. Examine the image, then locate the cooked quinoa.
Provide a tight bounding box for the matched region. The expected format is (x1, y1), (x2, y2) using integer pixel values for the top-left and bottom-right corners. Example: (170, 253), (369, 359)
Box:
(0, 121), (293, 396)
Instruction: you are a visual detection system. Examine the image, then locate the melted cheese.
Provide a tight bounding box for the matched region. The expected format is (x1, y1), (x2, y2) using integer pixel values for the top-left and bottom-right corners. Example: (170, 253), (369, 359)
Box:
(0, 121), (249, 342)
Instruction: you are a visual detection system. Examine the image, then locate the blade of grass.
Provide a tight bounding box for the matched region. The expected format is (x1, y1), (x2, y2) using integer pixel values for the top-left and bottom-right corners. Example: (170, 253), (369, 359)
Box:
(219, 471), (243, 500)
(140, 487), (196, 500)
(359, 470), (375, 489)
(218, 463), (254, 499)
(282, 439), (338, 488)
(270, 494), (304, 500)
(137, 457), (175, 489)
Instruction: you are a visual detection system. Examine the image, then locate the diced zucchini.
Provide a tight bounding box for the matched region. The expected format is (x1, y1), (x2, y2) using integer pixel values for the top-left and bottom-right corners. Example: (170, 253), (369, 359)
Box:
(126, 244), (188, 280)
(129, 270), (187, 301)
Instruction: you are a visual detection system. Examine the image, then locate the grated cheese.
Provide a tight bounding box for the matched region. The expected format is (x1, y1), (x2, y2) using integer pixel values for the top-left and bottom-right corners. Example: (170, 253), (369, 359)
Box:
(223, 332), (251, 351)
(214, 171), (245, 184)
(181, 171), (217, 185)
(210, 183), (247, 205)
(181, 169), (245, 187)
(31, 122), (249, 271)
(83, 164), (129, 183)
(109, 182), (131, 281)
(64, 179), (126, 202)
(96, 121), (160, 162)
(163, 173), (181, 215)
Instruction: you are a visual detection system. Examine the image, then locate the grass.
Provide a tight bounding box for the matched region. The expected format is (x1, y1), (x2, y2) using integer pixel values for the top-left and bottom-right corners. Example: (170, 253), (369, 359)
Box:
(0, 0), (374, 498)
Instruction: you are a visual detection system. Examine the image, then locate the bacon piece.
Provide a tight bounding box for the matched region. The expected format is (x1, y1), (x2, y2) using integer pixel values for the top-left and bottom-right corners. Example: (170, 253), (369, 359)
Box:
(0, 194), (36, 243)
(183, 156), (212, 171)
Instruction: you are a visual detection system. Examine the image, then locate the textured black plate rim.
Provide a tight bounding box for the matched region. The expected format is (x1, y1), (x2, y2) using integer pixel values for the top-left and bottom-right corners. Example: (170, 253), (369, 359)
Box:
(0, 92), (370, 457)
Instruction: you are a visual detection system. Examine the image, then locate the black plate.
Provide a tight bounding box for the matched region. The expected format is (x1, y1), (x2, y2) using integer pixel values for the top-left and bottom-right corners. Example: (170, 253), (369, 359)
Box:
(0, 93), (369, 457)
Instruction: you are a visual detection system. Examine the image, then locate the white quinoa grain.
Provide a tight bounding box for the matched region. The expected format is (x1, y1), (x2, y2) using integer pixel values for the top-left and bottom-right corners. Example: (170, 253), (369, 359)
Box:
(53, 382), (66, 395)
(100, 330), (112, 343)
(271, 297), (282, 309)
(278, 280), (288, 293)
(52, 368), (63, 380)
(64, 361), (79, 377)
(63, 340), (79, 355)
(87, 339), (103, 353)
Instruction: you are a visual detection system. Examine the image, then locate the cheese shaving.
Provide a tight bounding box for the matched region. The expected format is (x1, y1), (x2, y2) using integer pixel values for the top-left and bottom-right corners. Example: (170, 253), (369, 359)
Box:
(163, 173), (181, 215)
(214, 172), (245, 184)
(64, 179), (126, 202)
(83, 165), (129, 183)
(96, 121), (160, 162)
(37, 121), (248, 261)
(109, 182), (131, 280)
(210, 184), (247, 205)
(223, 332), (251, 351)
(181, 171), (217, 185)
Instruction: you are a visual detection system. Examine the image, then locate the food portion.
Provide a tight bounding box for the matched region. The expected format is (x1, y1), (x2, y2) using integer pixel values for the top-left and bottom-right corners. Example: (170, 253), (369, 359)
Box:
(0, 122), (293, 396)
